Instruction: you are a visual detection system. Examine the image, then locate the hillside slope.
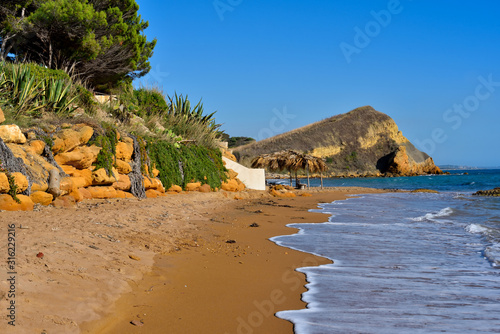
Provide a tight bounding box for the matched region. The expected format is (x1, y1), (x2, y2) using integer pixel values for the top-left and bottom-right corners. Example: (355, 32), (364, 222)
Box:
(235, 106), (442, 177)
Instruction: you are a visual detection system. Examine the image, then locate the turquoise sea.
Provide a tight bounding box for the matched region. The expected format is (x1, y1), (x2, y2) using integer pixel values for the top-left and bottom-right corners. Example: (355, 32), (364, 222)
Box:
(271, 169), (500, 333)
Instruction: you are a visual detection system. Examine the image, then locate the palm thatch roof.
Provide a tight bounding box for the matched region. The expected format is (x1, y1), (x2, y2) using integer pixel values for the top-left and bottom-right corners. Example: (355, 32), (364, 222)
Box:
(251, 150), (327, 173)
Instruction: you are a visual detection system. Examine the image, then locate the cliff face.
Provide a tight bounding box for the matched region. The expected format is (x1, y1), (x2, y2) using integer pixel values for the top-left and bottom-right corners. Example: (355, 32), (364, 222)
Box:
(235, 106), (442, 177)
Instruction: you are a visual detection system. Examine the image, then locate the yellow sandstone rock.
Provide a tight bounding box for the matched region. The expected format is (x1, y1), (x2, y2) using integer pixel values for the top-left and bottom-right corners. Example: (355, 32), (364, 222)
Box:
(186, 182), (201, 191)
(0, 124), (26, 144)
(54, 145), (101, 169)
(115, 190), (134, 199)
(198, 184), (211, 193)
(145, 189), (161, 198)
(221, 179), (239, 192)
(87, 186), (117, 199)
(112, 174), (131, 191)
(0, 172), (29, 194)
(168, 185), (182, 193)
(29, 140), (46, 155)
(30, 191), (53, 206)
(115, 142), (134, 162)
(115, 159), (132, 174)
(0, 194), (34, 211)
(0, 107), (5, 124)
(78, 188), (92, 200)
(92, 168), (119, 185)
(51, 125), (94, 153)
(31, 182), (48, 192)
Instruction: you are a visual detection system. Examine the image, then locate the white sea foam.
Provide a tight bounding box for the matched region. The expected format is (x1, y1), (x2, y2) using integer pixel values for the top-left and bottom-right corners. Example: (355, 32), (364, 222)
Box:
(410, 207), (454, 222)
(465, 224), (490, 235)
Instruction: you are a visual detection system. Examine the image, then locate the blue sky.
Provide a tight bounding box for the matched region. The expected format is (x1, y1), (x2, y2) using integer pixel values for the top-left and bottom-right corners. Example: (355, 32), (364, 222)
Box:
(136, 1), (500, 167)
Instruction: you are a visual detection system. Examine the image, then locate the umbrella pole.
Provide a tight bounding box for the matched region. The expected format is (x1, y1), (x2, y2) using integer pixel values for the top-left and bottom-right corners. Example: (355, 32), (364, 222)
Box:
(307, 170), (310, 188)
(320, 172), (324, 189)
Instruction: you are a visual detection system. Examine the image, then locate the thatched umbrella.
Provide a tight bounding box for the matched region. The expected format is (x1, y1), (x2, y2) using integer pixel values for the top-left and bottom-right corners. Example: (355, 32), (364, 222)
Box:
(251, 150), (327, 188)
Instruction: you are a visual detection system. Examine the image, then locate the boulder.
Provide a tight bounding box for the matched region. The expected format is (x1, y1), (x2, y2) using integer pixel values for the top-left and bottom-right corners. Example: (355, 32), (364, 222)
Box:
(112, 174), (131, 191)
(0, 194), (34, 211)
(92, 167), (118, 185)
(5, 143), (57, 189)
(87, 186), (117, 199)
(186, 182), (201, 191)
(0, 173), (9, 193)
(115, 190), (134, 199)
(168, 185), (182, 193)
(30, 191), (53, 206)
(78, 188), (92, 200)
(270, 189), (296, 198)
(54, 145), (101, 169)
(59, 177), (76, 195)
(386, 146), (443, 176)
(115, 142), (134, 162)
(70, 187), (84, 202)
(69, 176), (89, 189)
(52, 195), (77, 208)
(143, 176), (163, 190)
(0, 172), (29, 194)
(0, 107), (5, 124)
(115, 159), (132, 174)
(0, 125), (26, 144)
(221, 179), (239, 192)
(51, 125), (94, 153)
(61, 165), (93, 186)
(31, 182), (48, 192)
(29, 140), (46, 155)
(199, 184), (212, 193)
(145, 189), (160, 198)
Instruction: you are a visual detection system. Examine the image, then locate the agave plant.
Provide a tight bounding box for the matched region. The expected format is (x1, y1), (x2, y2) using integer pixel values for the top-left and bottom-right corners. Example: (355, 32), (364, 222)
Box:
(8, 65), (45, 118)
(167, 93), (217, 126)
(42, 78), (77, 115)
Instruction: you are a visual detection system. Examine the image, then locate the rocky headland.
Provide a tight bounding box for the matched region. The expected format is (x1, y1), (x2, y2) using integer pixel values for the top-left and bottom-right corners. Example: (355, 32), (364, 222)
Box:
(235, 106), (443, 177)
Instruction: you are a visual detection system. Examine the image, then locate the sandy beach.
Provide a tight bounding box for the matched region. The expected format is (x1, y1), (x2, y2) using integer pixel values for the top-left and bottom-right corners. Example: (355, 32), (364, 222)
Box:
(1, 187), (384, 333)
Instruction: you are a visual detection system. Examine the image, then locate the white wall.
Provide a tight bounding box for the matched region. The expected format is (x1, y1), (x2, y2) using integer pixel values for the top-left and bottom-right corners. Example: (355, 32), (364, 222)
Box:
(222, 157), (266, 191)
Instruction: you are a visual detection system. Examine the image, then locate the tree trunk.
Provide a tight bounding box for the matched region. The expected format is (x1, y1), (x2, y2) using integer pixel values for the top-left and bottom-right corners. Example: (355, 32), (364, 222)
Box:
(307, 170), (310, 188)
(295, 171), (299, 189)
(48, 41), (53, 69)
(320, 172), (324, 189)
(289, 170), (292, 186)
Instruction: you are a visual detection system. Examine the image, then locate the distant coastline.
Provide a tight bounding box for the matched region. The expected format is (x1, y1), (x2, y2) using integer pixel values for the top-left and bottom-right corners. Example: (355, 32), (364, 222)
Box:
(439, 165), (500, 170)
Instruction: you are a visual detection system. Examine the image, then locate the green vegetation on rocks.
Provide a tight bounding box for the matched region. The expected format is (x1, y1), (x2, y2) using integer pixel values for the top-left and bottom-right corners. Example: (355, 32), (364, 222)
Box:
(148, 141), (227, 190)
(88, 123), (117, 176)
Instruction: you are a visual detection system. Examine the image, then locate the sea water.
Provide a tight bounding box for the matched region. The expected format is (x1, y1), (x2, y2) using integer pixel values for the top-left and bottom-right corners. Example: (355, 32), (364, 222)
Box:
(271, 170), (500, 333)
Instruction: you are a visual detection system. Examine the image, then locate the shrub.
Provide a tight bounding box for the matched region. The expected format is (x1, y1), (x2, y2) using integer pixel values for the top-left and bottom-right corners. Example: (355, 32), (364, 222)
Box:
(134, 87), (168, 117)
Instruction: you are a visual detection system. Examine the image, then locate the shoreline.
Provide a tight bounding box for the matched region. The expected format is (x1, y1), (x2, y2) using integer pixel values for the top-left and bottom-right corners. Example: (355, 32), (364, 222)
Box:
(79, 187), (385, 334)
(0, 187), (384, 333)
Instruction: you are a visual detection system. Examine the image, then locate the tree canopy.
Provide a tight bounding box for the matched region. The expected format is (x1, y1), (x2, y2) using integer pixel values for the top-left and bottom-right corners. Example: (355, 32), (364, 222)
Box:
(0, 0), (156, 90)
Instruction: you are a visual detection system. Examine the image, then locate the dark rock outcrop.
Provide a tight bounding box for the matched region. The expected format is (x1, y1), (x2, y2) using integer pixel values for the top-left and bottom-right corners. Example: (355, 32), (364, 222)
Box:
(473, 188), (500, 196)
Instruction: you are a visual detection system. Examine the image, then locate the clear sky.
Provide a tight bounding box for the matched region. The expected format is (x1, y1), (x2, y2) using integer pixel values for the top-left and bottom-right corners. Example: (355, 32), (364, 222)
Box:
(135, 0), (500, 167)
